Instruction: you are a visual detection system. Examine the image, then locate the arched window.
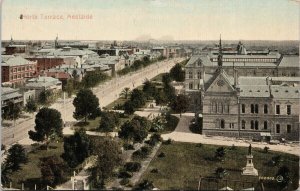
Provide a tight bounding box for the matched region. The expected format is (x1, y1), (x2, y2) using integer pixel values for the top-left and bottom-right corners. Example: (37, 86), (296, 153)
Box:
(220, 119), (225, 129)
(197, 72), (201, 79)
(189, 71), (193, 79)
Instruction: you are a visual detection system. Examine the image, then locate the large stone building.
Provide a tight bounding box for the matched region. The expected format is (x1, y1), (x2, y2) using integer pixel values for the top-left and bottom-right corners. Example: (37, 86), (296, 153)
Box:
(185, 39), (300, 141)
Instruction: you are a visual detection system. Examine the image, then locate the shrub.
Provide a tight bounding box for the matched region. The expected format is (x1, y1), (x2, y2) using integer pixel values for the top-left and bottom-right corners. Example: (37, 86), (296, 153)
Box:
(150, 168), (159, 173)
(163, 138), (172, 145)
(158, 152), (165, 158)
(229, 144), (236, 150)
(1, 144), (6, 151)
(263, 146), (270, 153)
(118, 170), (132, 178)
(120, 178), (130, 186)
(132, 146), (152, 160)
(123, 143), (135, 150)
(196, 143), (203, 148)
(125, 162), (141, 172)
(148, 133), (162, 146)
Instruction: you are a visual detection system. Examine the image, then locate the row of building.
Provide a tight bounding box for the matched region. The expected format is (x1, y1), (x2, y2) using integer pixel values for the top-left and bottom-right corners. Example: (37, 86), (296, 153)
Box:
(184, 39), (299, 141)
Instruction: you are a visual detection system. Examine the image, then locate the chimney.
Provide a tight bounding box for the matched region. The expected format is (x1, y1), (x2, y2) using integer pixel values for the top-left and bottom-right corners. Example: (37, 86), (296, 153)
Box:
(234, 68), (238, 87)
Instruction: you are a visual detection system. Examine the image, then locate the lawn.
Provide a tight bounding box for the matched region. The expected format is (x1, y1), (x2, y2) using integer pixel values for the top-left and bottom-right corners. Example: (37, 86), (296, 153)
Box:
(73, 117), (101, 131)
(7, 142), (68, 190)
(141, 142), (299, 191)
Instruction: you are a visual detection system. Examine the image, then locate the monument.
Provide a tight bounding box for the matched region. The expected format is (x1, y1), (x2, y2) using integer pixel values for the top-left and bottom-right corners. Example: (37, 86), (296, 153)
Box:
(242, 144), (258, 176)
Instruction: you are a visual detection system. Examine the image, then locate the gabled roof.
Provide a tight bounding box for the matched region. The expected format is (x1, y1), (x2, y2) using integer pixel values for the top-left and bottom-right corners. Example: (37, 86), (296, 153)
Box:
(204, 68), (235, 92)
(2, 56), (35, 66)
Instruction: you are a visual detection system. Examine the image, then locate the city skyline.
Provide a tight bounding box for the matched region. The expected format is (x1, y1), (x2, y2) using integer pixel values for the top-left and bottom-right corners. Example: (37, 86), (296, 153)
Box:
(2, 0), (299, 41)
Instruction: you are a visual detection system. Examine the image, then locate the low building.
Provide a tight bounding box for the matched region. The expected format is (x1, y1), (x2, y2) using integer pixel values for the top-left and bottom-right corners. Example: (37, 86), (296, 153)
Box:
(1, 55), (37, 85)
(24, 76), (62, 99)
(26, 56), (76, 72)
(1, 87), (23, 110)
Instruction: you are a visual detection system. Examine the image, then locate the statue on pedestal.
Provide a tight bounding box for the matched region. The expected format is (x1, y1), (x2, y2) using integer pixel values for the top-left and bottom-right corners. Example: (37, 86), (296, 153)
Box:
(242, 144), (258, 176)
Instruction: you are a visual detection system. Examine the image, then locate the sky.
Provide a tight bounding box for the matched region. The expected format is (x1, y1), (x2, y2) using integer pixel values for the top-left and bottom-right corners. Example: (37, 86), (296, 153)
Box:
(1, 0), (299, 41)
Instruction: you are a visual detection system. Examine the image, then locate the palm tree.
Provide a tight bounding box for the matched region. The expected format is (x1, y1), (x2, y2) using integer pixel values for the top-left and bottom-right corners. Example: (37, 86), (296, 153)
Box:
(215, 147), (226, 161)
(120, 87), (131, 100)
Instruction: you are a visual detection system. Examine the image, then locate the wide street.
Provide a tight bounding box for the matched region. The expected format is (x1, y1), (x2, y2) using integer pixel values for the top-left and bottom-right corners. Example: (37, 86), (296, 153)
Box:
(1, 57), (185, 146)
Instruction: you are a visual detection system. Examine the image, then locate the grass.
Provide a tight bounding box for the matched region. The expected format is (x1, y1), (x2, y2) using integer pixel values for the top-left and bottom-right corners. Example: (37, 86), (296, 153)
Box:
(7, 142), (67, 190)
(141, 142), (299, 191)
(73, 117), (101, 131)
(106, 98), (128, 110)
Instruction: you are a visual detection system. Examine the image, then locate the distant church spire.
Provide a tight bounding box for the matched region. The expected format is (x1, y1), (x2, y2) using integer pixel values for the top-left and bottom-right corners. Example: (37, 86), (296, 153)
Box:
(218, 34), (223, 67)
(10, 35), (14, 45)
(55, 34), (59, 48)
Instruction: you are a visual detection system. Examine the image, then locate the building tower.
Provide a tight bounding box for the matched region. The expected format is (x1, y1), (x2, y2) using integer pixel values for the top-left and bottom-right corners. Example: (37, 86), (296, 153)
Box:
(55, 34), (59, 48)
(217, 35), (223, 67)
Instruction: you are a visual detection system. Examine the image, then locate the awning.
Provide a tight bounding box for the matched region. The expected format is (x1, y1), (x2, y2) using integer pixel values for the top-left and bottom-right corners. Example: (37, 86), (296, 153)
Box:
(260, 132), (271, 136)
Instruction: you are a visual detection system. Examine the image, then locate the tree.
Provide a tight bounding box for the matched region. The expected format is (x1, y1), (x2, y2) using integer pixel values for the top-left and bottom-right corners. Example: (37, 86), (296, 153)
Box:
(163, 84), (176, 101)
(215, 147), (226, 160)
(142, 80), (156, 98)
(124, 101), (135, 115)
(73, 89), (101, 122)
(40, 156), (68, 186)
(119, 87), (131, 100)
(62, 129), (91, 168)
(130, 89), (146, 108)
(89, 138), (123, 188)
(132, 116), (151, 131)
(65, 79), (74, 98)
(28, 108), (63, 147)
(162, 73), (172, 86)
(38, 89), (53, 105)
(170, 63), (185, 82)
(215, 167), (228, 179)
(154, 90), (168, 106)
(2, 101), (22, 121)
(151, 115), (167, 132)
(119, 118), (148, 143)
(5, 144), (27, 171)
(276, 165), (291, 189)
(98, 112), (120, 132)
(1, 162), (12, 185)
(170, 94), (189, 117)
(25, 98), (37, 114)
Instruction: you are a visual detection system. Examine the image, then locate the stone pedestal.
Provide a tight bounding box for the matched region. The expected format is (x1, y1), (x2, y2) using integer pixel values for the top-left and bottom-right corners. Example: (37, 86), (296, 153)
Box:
(242, 154), (258, 176)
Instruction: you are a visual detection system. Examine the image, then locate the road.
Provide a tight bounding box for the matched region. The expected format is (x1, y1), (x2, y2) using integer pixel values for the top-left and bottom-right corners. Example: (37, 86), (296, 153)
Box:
(2, 57), (185, 146)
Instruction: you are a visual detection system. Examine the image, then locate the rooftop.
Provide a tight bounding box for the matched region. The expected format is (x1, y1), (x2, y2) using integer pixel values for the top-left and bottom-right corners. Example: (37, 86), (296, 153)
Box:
(2, 56), (35, 66)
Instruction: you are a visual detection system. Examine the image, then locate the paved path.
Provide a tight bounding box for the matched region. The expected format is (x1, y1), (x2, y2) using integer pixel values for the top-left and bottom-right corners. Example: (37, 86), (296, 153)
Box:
(173, 114), (194, 133)
(2, 58), (184, 146)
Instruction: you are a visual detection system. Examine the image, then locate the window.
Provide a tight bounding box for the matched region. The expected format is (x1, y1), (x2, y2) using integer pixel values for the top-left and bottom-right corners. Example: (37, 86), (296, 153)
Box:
(287, 105), (291, 115)
(287, 125), (291, 133)
(197, 84), (200, 89)
(264, 104), (268, 114)
(227, 104), (230, 113)
(276, 105), (280, 115)
(276, 124), (280, 133)
(242, 120), (246, 129)
(197, 72), (201, 79)
(255, 104), (259, 113)
(189, 71), (193, 79)
(250, 120), (254, 129)
(251, 104), (254, 113)
(230, 123), (234, 129)
(255, 121), (259, 130)
(241, 104), (245, 113)
(264, 121), (268, 130)
(220, 120), (225, 129)
(189, 83), (193, 89)
(218, 104), (223, 113)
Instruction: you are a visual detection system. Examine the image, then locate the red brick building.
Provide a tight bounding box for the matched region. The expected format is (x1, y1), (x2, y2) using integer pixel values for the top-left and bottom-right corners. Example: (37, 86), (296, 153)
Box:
(26, 56), (76, 72)
(1, 55), (37, 85)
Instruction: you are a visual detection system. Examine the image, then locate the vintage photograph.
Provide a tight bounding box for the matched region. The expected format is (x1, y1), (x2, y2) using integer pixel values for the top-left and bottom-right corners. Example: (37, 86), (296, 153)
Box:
(1, 0), (299, 190)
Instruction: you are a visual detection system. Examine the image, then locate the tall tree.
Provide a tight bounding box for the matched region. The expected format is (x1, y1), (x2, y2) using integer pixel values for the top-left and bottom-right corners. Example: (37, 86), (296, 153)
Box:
(124, 101), (135, 115)
(5, 144), (27, 171)
(276, 165), (291, 189)
(130, 89), (146, 108)
(73, 89), (101, 122)
(215, 147), (226, 161)
(62, 129), (91, 168)
(40, 156), (68, 186)
(2, 101), (22, 121)
(98, 112), (120, 132)
(38, 89), (53, 105)
(142, 80), (156, 98)
(119, 87), (131, 100)
(170, 94), (189, 117)
(89, 138), (123, 188)
(119, 118), (148, 143)
(162, 73), (172, 86)
(28, 108), (63, 147)
(25, 98), (37, 114)
(65, 79), (74, 98)
(170, 63), (185, 82)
